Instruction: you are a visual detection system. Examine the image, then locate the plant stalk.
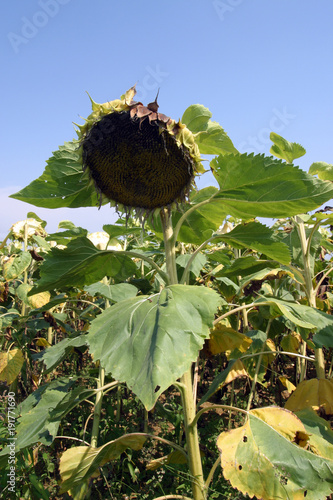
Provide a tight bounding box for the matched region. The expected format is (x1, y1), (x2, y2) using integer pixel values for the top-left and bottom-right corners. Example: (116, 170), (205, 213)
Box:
(160, 208), (206, 500)
(295, 217), (325, 378)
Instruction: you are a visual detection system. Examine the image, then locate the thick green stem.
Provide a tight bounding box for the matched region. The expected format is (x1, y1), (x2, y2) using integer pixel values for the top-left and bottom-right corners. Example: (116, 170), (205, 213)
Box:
(295, 217), (325, 378)
(91, 276), (109, 447)
(160, 208), (206, 500)
(90, 364), (105, 447)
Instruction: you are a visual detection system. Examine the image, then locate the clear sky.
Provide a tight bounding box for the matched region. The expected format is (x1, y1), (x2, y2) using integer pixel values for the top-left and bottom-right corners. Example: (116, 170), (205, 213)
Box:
(1, 0), (332, 239)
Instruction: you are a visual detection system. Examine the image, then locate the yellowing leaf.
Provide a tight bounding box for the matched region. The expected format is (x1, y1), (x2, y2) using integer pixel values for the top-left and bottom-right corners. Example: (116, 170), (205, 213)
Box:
(0, 348), (24, 384)
(280, 332), (300, 354)
(285, 378), (333, 415)
(217, 406), (333, 500)
(59, 434), (146, 495)
(146, 450), (187, 471)
(279, 376), (296, 393)
(35, 338), (51, 347)
(208, 324), (252, 356)
(224, 359), (248, 384)
(28, 291), (51, 309)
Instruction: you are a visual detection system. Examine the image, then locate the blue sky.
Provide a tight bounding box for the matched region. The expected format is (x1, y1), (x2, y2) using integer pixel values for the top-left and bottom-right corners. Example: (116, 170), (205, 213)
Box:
(1, 0), (332, 239)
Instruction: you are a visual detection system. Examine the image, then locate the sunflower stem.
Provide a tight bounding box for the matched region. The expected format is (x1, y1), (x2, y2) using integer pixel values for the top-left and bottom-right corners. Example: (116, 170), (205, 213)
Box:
(160, 208), (206, 500)
(294, 217), (326, 379)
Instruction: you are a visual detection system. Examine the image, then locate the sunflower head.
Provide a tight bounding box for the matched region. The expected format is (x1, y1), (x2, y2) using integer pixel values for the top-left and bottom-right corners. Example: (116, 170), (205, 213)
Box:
(75, 86), (204, 218)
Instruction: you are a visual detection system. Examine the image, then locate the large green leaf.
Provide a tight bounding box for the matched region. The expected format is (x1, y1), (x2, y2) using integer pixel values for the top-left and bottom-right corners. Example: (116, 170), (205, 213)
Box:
(217, 407), (333, 500)
(29, 237), (138, 294)
(214, 221), (291, 264)
(211, 153), (333, 218)
(182, 104), (238, 155)
(10, 141), (101, 209)
(87, 285), (221, 409)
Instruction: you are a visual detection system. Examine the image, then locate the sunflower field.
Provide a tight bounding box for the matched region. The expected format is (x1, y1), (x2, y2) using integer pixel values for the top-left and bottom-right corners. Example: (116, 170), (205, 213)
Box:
(1, 88), (333, 500)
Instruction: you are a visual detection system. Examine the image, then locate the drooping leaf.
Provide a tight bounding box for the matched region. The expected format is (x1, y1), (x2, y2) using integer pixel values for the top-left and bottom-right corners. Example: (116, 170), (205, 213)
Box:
(0, 348), (24, 384)
(10, 141), (101, 209)
(214, 221), (291, 264)
(210, 153), (333, 219)
(0, 378), (77, 466)
(269, 132), (306, 163)
(87, 285), (221, 409)
(285, 379), (333, 415)
(182, 104), (238, 155)
(279, 376), (296, 393)
(59, 434), (147, 495)
(309, 161), (333, 181)
(3, 252), (32, 280)
(37, 335), (88, 373)
(84, 282), (138, 303)
(297, 407), (333, 459)
(146, 450), (187, 471)
(29, 237), (138, 295)
(217, 407), (333, 500)
(256, 296), (317, 329)
(208, 324), (252, 356)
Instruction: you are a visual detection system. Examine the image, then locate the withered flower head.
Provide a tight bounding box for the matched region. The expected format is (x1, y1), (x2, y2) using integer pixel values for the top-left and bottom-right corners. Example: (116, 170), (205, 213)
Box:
(75, 86), (204, 218)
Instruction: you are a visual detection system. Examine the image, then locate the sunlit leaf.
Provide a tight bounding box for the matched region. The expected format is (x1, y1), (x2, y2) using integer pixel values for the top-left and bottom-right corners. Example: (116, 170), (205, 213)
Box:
(270, 132), (306, 164)
(309, 161), (333, 181)
(279, 376), (296, 393)
(0, 348), (24, 384)
(10, 141), (101, 209)
(3, 252), (32, 280)
(217, 407), (333, 500)
(208, 324), (252, 356)
(182, 104), (238, 155)
(211, 153), (333, 218)
(59, 434), (147, 495)
(285, 378), (333, 415)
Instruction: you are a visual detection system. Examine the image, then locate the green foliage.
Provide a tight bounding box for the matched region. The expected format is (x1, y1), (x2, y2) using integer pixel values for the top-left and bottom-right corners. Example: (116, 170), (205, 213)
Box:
(10, 141), (101, 208)
(86, 285), (221, 410)
(2, 103), (333, 500)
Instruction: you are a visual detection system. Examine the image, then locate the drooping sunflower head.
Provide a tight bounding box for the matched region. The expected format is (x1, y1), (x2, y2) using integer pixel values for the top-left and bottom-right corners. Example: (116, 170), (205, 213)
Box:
(75, 86), (204, 218)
